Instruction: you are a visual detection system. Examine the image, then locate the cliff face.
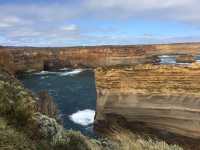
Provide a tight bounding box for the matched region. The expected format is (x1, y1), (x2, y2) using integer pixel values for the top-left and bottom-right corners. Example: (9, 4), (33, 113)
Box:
(1, 43), (200, 73)
(94, 63), (200, 142)
(0, 45), (151, 73)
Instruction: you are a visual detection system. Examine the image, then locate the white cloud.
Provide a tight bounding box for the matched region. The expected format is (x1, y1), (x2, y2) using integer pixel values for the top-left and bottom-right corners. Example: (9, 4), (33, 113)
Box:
(0, 16), (22, 28)
(85, 0), (200, 24)
(0, 1), (200, 46)
(0, 23), (11, 28)
(61, 24), (78, 32)
(0, 3), (83, 22)
(8, 30), (41, 38)
(0, 1), (200, 27)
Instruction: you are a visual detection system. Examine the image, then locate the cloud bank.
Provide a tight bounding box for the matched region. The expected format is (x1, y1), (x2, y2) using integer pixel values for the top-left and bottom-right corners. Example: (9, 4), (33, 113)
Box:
(0, 0), (200, 46)
(86, 0), (200, 23)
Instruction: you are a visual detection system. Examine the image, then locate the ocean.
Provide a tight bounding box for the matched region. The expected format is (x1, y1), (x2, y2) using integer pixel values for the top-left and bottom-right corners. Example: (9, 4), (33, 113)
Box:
(18, 69), (97, 136)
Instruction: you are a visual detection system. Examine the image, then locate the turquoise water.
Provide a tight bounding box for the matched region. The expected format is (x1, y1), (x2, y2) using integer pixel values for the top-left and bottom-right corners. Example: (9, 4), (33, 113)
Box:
(18, 69), (97, 136)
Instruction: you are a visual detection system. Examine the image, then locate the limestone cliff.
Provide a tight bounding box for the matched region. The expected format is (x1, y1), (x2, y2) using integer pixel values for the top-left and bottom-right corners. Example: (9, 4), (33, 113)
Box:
(1, 43), (200, 73)
(94, 63), (200, 148)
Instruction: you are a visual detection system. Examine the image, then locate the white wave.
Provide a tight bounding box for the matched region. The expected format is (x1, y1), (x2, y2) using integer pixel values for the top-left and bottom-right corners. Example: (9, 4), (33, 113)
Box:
(59, 68), (70, 71)
(34, 69), (84, 76)
(176, 63), (191, 65)
(159, 55), (176, 58)
(59, 69), (83, 76)
(196, 60), (200, 63)
(69, 109), (95, 126)
(34, 71), (58, 75)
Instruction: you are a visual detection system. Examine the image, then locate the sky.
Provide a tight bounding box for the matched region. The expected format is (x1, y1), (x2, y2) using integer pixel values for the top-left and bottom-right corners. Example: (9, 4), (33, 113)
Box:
(0, 0), (200, 47)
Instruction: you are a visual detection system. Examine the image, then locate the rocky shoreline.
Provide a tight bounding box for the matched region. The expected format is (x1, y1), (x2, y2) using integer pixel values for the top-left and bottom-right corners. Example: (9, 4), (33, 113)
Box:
(1, 43), (200, 149)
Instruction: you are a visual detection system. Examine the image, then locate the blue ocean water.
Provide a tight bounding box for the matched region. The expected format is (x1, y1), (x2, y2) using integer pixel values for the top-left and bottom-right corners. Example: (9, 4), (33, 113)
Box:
(18, 69), (97, 136)
(158, 55), (177, 64)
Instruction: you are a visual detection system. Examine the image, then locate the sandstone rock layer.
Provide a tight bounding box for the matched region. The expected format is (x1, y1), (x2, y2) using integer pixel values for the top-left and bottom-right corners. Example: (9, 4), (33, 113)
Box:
(95, 63), (200, 139)
(1, 43), (200, 73)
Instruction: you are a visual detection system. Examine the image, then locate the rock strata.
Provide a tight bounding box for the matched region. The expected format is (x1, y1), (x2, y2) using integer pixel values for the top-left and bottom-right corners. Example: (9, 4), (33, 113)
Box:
(94, 63), (200, 142)
(176, 55), (195, 63)
(1, 43), (200, 73)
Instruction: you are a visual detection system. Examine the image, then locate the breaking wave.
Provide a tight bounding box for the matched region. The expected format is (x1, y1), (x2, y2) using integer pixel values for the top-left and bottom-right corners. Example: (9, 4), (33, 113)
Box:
(59, 68), (70, 71)
(59, 69), (83, 76)
(34, 71), (57, 75)
(34, 69), (84, 76)
(69, 109), (95, 126)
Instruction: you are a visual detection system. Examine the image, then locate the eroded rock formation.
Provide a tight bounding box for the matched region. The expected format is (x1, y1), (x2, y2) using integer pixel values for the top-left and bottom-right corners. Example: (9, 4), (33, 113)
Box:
(1, 43), (200, 73)
(94, 63), (200, 143)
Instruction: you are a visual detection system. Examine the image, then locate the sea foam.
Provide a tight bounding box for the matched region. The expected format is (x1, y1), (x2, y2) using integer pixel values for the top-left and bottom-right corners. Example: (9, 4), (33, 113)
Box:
(34, 69), (83, 76)
(34, 71), (57, 75)
(69, 109), (95, 126)
(59, 69), (83, 76)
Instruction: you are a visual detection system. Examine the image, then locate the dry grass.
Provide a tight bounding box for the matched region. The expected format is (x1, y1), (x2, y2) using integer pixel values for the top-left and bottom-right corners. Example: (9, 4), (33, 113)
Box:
(105, 126), (183, 150)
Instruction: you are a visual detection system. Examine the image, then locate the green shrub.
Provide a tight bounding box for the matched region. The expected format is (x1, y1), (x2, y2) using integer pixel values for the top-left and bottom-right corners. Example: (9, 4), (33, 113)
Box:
(0, 117), (36, 150)
(0, 79), (36, 126)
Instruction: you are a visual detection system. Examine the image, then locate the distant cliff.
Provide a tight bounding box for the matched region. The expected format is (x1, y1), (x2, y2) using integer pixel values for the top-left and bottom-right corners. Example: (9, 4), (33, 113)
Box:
(1, 43), (200, 73)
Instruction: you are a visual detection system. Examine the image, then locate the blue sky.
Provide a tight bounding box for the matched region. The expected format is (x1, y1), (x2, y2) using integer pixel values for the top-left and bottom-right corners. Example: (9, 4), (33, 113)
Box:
(0, 0), (200, 46)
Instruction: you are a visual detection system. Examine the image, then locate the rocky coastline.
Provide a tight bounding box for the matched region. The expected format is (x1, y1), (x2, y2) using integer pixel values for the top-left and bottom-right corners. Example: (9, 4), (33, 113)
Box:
(1, 42), (200, 149)
(0, 65), (183, 150)
(1, 43), (200, 74)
